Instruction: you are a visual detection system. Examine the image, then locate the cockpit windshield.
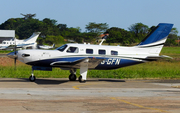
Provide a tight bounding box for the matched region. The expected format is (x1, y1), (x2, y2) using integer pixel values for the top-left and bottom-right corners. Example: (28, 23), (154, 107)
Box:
(56, 44), (68, 52)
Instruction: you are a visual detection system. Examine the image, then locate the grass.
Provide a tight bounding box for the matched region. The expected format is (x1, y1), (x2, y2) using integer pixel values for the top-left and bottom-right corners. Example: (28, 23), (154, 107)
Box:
(0, 46), (180, 79)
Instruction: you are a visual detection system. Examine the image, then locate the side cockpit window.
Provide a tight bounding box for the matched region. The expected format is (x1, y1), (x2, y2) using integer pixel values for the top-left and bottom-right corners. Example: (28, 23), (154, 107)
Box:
(67, 47), (78, 53)
(56, 44), (67, 52)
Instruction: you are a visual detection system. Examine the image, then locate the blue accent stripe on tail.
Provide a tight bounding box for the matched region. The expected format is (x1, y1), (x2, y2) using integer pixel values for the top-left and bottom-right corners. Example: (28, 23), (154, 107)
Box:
(137, 23), (173, 45)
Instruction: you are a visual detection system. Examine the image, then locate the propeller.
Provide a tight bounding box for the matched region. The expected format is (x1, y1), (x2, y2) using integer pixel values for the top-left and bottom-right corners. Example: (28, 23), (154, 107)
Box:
(6, 37), (18, 69)
(14, 38), (17, 69)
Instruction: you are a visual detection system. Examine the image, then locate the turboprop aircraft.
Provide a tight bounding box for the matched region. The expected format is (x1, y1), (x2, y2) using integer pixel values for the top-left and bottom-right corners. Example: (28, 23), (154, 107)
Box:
(0, 32), (40, 50)
(7, 23), (173, 83)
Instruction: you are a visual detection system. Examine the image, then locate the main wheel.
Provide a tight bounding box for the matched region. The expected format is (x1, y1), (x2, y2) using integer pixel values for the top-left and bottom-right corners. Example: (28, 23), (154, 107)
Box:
(69, 74), (77, 81)
(29, 75), (36, 82)
(78, 76), (86, 83)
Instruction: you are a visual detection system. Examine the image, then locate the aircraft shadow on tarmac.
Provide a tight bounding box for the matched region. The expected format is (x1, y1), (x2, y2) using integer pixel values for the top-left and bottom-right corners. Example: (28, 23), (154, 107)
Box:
(98, 79), (125, 82)
(34, 79), (68, 84)
(34, 79), (126, 85)
(0, 78), (125, 85)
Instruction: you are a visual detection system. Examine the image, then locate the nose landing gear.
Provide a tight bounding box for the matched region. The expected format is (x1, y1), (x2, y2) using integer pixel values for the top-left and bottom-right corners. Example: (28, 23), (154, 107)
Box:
(29, 69), (36, 82)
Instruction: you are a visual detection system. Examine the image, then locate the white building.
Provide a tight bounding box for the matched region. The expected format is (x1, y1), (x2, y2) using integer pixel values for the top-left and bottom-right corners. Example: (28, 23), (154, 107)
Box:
(0, 30), (15, 43)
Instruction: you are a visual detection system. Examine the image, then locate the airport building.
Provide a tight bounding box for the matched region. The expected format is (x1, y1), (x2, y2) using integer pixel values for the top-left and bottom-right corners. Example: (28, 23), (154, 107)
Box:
(0, 30), (15, 43)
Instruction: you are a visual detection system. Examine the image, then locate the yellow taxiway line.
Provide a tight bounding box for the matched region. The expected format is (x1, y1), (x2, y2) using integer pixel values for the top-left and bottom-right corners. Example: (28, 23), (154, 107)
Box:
(110, 97), (168, 113)
(73, 83), (98, 90)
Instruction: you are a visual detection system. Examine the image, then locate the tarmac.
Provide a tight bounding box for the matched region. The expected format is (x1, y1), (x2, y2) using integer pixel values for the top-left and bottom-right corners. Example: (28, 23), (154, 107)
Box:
(0, 78), (179, 113)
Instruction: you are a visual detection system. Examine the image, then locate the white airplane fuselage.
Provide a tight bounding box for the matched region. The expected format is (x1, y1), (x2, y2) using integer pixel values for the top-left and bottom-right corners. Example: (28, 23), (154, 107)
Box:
(16, 42), (162, 70)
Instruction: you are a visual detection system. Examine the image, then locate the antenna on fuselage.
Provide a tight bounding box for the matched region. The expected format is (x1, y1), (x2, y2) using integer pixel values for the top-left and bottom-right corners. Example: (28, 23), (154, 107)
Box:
(99, 34), (109, 45)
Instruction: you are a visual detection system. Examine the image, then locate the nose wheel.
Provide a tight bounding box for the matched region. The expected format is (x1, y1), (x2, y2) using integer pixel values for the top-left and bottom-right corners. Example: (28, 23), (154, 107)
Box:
(29, 74), (36, 82)
(29, 68), (36, 82)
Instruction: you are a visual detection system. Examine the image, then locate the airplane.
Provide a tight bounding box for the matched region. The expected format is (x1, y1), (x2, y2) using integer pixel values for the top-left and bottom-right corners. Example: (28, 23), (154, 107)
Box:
(7, 23), (173, 83)
(0, 32), (41, 50)
(38, 44), (55, 49)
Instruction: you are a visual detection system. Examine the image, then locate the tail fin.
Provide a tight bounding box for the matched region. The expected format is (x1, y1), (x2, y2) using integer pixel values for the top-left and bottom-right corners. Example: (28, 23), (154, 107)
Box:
(137, 23), (173, 46)
(136, 23), (173, 55)
(24, 32), (41, 42)
(52, 44), (55, 48)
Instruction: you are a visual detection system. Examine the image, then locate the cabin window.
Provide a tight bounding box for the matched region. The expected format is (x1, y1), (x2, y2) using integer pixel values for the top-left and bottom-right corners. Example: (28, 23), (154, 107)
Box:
(111, 50), (118, 55)
(67, 47), (78, 53)
(56, 44), (67, 52)
(86, 49), (93, 54)
(99, 49), (106, 55)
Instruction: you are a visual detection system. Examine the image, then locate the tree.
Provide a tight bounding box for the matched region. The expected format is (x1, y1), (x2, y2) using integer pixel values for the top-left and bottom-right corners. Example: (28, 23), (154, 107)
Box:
(21, 13), (36, 20)
(105, 27), (133, 44)
(128, 23), (149, 41)
(128, 23), (149, 34)
(43, 35), (64, 45)
(57, 24), (67, 31)
(85, 22), (109, 35)
(165, 27), (179, 46)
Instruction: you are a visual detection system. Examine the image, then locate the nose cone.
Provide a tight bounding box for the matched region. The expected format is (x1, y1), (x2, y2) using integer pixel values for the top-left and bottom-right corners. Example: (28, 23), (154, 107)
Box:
(7, 51), (18, 59)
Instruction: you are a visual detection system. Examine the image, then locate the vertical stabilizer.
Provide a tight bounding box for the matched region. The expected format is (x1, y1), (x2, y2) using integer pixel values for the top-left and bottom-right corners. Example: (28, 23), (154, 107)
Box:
(136, 23), (173, 55)
(137, 23), (173, 46)
(24, 32), (41, 42)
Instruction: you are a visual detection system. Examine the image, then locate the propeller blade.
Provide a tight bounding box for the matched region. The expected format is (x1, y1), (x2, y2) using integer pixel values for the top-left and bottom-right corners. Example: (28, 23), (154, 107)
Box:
(14, 58), (17, 69)
(14, 38), (17, 69)
(14, 38), (17, 55)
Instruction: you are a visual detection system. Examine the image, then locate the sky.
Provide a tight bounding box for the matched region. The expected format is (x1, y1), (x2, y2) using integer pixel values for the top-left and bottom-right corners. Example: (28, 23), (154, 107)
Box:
(0, 0), (180, 34)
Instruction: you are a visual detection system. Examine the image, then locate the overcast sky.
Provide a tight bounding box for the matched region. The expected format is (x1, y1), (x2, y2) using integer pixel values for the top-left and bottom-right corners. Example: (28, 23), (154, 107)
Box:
(0, 0), (180, 34)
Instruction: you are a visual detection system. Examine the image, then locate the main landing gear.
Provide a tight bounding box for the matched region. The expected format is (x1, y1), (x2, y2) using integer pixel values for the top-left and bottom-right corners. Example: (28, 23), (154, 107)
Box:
(78, 76), (86, 83)
(69, 69), (77, 81)
(69, 69), (86, 83)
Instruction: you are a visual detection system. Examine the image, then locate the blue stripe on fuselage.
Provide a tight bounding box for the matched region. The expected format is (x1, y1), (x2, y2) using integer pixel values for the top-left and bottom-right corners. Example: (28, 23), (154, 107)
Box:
(26, 57), (86, 66)
(95, 58), (142, 70)
(26, 57), (143, 70)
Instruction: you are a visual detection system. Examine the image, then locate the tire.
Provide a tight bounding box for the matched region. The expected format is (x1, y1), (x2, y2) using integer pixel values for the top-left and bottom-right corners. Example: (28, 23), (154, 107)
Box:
(69, 74), (77, 81)
(78, 76), (86, 83)
(29, 75), (36, 82)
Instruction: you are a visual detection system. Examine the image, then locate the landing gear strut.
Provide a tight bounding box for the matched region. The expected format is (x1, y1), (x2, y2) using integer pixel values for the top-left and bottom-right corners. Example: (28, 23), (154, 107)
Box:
(78, 76), (86, 83)
(29, 68), (36, 82)
(69, 69), (77, 81)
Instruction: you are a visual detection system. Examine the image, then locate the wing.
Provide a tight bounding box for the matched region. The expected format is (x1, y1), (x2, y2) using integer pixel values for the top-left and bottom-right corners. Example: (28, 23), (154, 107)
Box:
(50, 57), (104, 69)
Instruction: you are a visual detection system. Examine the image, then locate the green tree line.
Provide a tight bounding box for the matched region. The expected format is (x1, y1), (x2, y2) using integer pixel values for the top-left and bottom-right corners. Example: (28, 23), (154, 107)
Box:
(0, 14), (179, 46)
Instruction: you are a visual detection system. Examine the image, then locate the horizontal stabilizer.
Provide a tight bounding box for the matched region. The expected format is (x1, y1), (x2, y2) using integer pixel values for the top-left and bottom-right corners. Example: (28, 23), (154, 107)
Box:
(145, 55), (173, 60)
